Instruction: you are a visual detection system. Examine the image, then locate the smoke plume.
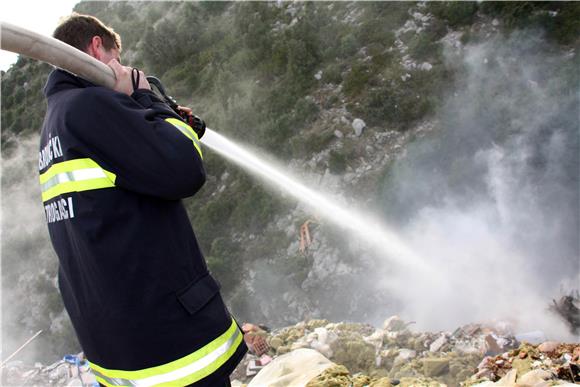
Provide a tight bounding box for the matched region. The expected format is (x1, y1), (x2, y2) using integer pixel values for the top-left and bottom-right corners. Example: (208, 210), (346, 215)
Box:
(378, 31), (579, 339)
(1, 134), (78, 363)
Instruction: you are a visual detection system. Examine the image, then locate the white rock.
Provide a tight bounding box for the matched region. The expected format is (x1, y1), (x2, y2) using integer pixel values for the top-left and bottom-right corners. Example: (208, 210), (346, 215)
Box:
(352, 118), (366, 136)
(314, 327), (328, 345)
(498, 369), (517, 385)
(429, 335), (448, 352)
(364, 330), (384, 351)
(383, 315), (404, 331)
(334, 130), (343, 138)
(314, 70), (322, 80)
(420, 62), (433, 71)
(519, 369), (553, 385)
(492, 19), (499, 26)
(538, 341), (559, 353)
(397, 348), (417, 361)
(310, 341), (333, 358)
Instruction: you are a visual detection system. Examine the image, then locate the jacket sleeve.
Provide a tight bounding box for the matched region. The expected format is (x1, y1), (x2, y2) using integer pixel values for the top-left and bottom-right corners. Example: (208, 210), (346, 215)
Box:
(66, 87), (205, 200)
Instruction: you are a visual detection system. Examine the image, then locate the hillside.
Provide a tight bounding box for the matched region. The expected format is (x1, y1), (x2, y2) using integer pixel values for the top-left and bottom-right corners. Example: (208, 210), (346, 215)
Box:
(1, 0), (579, 366)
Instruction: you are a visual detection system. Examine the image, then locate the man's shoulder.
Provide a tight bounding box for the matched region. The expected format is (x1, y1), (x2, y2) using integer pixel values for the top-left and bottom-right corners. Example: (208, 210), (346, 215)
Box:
(62, 85), (122, 113)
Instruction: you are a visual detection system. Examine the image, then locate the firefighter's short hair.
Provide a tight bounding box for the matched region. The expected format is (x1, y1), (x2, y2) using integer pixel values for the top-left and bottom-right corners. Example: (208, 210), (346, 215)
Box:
(53, 13), (121, 53)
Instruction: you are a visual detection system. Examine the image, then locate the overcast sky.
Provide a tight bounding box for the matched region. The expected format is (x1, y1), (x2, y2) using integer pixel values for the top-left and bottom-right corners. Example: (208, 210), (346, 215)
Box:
(1, 0), (79, 71)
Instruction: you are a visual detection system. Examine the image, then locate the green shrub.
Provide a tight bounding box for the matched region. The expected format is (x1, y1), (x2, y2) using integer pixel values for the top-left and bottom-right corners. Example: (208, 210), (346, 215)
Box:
(546, 3), (580, 45)
(229, 183), (284, 233)
(290, 130), (335, 158)
(352, 73), (435, 129)
(195, 198), (235, 243)
(278, 254), (311, 286)
(328, 149), (348, 174)
(323, 63), (343, 84)
(344, 63), (371, 96)
(406, 30), (443, 62)
(479, 2), (580, 45)
(428, 2), (479, 28)
(206, 237), (242, 294)
(340, 33), (359, 58)
(294, 98), (319, 126)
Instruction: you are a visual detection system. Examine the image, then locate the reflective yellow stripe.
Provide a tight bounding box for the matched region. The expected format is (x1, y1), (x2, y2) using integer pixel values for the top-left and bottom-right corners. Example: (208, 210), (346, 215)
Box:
(39, 158), (116, 202)
(89, 318), (243, 387)
(165, 118), (203, 159)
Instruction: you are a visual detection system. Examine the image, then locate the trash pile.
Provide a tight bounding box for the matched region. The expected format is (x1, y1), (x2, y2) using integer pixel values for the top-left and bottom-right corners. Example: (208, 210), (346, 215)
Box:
(231, 316), (579, 387)
(1, 352), (97, 387)
(3, 317), (578, 386)
(465, 341), (579, 386)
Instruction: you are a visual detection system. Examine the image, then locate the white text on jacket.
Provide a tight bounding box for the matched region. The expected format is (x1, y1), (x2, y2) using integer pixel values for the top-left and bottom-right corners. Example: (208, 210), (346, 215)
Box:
(39, 134), (63, 170)
(45, 197), (75, 223)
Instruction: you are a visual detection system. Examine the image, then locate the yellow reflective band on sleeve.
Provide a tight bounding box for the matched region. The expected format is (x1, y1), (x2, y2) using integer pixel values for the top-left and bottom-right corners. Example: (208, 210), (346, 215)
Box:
(89, 318), (244, 387)
(165, 118), (203, 159)
(39, 158), (116, 202)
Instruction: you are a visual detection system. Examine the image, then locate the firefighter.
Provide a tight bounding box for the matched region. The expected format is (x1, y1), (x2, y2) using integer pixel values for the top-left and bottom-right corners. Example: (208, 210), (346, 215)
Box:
(39, 13), (247, 386)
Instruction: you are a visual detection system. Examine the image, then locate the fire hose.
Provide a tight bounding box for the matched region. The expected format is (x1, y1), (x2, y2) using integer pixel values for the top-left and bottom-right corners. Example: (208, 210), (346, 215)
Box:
(0, 21), (205, 137)
(1, 21), (116, 88)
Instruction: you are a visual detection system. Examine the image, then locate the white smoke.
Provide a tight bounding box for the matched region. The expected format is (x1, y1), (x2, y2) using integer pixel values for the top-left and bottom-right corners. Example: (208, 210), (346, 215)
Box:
(378, 32), (579, 340)
(1, 134), (78, 363)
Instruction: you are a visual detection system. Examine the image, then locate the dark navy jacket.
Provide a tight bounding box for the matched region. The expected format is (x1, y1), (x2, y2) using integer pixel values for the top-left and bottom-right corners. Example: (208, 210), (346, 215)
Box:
(39, 69), (246, 386)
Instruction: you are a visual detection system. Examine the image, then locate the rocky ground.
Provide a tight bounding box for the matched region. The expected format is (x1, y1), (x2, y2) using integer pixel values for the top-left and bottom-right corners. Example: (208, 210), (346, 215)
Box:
(232, 316), (579, 387)
(1, 315), (578, 386)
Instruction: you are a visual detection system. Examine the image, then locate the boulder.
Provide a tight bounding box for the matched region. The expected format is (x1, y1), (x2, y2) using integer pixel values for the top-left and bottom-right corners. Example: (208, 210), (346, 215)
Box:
(519, 369), (553, 385)
(306, 364), (350, 387)
(369, 377), (392, 387)
(352, 118), (366, 137)
(538, 341), (559, 353)
(268, 337), (283, 351)
(496, 368), (517, 385)
(421, 358), (450, 377)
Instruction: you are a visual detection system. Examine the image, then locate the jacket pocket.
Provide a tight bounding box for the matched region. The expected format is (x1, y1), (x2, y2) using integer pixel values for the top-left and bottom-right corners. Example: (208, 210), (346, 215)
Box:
(177, 273), (221, 315)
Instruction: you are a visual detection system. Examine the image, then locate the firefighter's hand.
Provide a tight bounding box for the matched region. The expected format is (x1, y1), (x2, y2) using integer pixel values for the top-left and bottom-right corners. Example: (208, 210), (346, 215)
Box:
(178, 106), (206, 139)
(108, 59), (150, 95)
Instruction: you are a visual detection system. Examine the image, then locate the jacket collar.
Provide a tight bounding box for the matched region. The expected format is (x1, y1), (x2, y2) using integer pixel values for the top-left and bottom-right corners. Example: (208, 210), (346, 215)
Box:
(44, 68), (97, 98)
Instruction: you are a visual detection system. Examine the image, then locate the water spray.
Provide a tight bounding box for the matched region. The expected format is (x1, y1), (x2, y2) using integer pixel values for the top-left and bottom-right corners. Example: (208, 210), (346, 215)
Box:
(202, 130), (430, 271)
(0, 21), (431, 273)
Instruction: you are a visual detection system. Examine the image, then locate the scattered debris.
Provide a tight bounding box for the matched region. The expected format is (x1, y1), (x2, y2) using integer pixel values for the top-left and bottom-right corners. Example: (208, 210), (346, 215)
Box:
(242, 323), (271, 357)
(549, 291), (580, 334)
(466, 341), (580, 386)
(0, 330), (43, 369)
(1, 352), (97, 387)
(8, 318), (578, 387)
(299, 219), (317, 255)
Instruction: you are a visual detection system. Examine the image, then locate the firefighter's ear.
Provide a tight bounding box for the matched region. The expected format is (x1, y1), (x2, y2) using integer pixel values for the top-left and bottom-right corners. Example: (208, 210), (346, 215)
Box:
(86, 36), (103, 60)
